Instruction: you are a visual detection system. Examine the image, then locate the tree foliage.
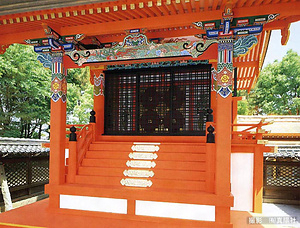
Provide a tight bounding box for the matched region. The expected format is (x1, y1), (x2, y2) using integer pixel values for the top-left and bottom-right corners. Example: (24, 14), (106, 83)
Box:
(66, 67), (93, 124)
(71, 84), (94, 124)
(237, 90), (251, 115)
(0, 44), (51, 138)
(239, 50), (300, 115)
(0, 44), (93, 138)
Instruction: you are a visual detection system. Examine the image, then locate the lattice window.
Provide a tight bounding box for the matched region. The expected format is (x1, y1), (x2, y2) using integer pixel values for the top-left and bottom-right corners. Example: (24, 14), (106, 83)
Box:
(31, 159), (49, 183)
(105, 65), (211, 135)
(265, 164), (300, 187)
(5, 162), (28, 188)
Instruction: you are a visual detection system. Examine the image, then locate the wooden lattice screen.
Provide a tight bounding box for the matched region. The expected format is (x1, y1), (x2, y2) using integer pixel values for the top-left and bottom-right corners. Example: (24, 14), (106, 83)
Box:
(104, 65), (211, 136)
(0, 154), (49, 203)
(263, 156), (300, 204)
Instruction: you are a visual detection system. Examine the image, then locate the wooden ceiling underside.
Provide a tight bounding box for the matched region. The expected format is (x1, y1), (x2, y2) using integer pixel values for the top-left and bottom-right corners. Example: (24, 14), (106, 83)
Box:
(0, 0), (299, 90)
(234, 30), (271, 91)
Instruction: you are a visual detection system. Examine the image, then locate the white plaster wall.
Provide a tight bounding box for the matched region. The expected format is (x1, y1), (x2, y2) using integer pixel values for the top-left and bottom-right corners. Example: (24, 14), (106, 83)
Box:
(136, 201), (215, 221)
(65, 149), (69, 166)
(60, 195), (127, 214)
(231, 153), (254, 211)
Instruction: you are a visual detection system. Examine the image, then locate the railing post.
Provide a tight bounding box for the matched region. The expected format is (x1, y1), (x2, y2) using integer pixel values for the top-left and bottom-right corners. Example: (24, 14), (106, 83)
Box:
(206, 108), (214, 122)
(207, 125), (215, 143)
(90, 110), (96, 123)
(205, 143), (216, 193)
(68, 126), (77, 183)
(90, 110), (96, 142)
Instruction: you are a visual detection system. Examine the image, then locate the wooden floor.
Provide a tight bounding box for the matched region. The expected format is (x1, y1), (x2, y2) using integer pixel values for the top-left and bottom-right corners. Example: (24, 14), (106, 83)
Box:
(0, 199), (271, 228)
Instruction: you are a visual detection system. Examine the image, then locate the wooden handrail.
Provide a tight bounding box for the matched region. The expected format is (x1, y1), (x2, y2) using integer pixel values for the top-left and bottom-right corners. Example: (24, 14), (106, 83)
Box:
(66, 124), (85, 128)
(67, 123), (95, 183)
(76, 124), (94, 167)
(232, 120), (272, 143)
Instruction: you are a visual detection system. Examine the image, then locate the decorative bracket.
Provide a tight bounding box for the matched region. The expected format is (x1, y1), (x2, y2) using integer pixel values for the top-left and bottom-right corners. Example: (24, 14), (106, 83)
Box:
(193, 13), (279, 39)
(281, 23), (290, 45)
(25, 24), (85, 54)
(194, 6), (279, 98)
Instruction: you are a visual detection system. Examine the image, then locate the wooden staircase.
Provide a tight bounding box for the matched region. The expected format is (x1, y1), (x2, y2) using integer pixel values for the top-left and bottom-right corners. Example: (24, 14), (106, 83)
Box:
(72, 140), (211, 193)
(46, 137), (233, 227)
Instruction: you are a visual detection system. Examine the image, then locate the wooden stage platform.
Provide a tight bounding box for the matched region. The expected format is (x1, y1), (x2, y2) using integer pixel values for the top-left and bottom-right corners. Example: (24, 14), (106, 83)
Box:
(0, 199), (273, 228)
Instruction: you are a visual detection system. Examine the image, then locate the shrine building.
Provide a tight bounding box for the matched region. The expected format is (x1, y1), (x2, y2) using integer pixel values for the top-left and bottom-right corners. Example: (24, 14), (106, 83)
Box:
(0, 0), (299, 227)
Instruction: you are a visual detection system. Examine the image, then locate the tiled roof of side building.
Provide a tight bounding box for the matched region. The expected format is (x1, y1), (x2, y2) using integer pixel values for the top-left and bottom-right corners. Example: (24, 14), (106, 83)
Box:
(264, 146), (300, 159)
(0, 137), (50, 155)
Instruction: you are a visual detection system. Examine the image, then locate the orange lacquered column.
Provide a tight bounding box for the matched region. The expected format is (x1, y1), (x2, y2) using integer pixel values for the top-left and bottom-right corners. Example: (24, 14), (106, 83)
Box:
(90, 66), (106, 140)
(214, 39), (234, 225)
(48, 52), (67, 209)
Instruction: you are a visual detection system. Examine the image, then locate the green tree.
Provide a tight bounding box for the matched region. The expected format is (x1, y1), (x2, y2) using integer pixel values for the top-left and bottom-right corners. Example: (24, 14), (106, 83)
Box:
(66, 67), (93, 124)
(0, 45), (93, 138)
(240, 50), (300, 115)
(0, 44), (51, 138)
(237, 90), (250, 115)
(71, 84), (94, 124)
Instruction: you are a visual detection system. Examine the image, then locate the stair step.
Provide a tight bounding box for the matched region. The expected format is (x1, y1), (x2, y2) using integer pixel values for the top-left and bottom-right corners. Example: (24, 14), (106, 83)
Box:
(82, 158), (125, 168)
(98, 135), (206, 143)
(89, 142), (206, 153)
(85, 151), (206, 162)
(78, 167), (206, 181)
(81, 158), (205, 171)
(74, 175), (205, 191)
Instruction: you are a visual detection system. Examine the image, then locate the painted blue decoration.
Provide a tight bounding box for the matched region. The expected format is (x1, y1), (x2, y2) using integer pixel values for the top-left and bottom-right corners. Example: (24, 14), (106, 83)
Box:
(207, 29), (221, 38)
(48, 38), (60, 49)
(34, 43), (74, 53)
(224, 20), (231, 34)
(51, 93), (60, 102)
(233, 35), (258, 57)
(37, 53), (52, 69)
(34, 45), (51, 53)
(218, 87), (232, 98)
(233, 25), (263, 36)
(206, 25), (262, 38)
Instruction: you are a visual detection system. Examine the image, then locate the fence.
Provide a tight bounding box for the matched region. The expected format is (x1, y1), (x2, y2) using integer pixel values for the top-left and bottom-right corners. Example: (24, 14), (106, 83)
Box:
(0, 138), (49, 206)
(263, 146), (300, 204)
(0, 154), (49, 205)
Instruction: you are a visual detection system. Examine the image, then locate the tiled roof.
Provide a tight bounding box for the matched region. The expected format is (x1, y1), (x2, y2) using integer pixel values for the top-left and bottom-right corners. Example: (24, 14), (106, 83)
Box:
(0, 137), (49, 155)
(264, 146), (300, 159)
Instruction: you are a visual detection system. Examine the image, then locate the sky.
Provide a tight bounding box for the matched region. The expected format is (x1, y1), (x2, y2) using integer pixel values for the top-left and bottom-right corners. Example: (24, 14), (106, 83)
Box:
(263, 21), (300, 68)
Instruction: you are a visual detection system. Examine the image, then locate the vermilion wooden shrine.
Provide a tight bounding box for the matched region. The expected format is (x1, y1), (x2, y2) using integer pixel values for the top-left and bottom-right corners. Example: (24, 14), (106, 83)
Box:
(0, 0), (299, 227)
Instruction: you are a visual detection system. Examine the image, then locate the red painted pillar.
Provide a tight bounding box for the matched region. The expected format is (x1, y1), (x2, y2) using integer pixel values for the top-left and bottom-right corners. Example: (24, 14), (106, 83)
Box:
(90, 65), (106, 140)
(214, 39), (234, 225)
(48, 52), (67, 209)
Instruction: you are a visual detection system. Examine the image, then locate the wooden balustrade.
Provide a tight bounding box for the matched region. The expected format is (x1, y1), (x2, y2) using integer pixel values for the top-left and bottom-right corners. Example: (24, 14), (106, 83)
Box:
(66, 124), (85, 135)
(67, 124), (95, 183)
(231, 120), (271, 144)
(67, 111), (96, 183)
